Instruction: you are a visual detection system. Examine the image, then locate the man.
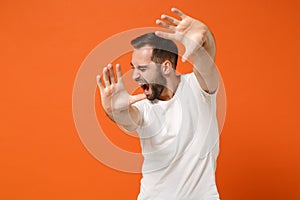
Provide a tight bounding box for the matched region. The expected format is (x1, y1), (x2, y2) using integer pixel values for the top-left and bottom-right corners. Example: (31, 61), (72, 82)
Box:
(97, 8), (220, 200)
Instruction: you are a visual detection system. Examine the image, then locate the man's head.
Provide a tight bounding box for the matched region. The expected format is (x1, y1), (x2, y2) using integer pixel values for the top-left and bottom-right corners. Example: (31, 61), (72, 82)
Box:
(130, 33), (178, 101)
(131, 32), (178, 69)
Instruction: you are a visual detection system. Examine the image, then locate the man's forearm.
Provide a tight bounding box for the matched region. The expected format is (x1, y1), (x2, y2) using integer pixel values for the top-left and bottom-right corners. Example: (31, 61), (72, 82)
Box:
(203, 29), (216, 60)
(192, 30), (219, 93)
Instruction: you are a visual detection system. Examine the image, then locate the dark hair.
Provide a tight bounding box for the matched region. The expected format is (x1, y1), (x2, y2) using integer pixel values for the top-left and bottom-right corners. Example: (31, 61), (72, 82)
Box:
(131, 32), (178, 69)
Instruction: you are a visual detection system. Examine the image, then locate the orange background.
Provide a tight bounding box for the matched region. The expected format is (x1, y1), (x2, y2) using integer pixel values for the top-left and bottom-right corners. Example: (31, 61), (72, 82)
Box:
(1, 0), (300, 199)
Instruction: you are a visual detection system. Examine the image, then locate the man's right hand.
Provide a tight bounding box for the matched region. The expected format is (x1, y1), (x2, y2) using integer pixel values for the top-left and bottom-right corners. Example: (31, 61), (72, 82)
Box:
(96, 64), (146, 125)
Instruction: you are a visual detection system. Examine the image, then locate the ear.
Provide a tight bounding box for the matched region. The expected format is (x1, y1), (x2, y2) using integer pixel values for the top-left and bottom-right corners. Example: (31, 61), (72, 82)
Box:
(161, 60), (173, 75)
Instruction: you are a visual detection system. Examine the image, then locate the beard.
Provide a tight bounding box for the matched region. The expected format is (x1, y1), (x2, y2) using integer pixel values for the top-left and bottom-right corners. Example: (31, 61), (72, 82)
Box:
(145, 69), (167, 101)
(146, 83), (165, 101)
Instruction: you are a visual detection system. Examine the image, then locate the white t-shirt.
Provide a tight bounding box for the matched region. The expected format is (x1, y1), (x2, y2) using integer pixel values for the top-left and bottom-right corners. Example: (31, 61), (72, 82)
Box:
(133, 73), (220, 200)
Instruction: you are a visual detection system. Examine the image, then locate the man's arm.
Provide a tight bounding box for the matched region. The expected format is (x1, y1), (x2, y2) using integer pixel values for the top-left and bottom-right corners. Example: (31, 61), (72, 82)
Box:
(96, 64), (145, 131)
(155, 8), (219, 94)
(192, 30), (219, 94)
(104, 104), (141, 132)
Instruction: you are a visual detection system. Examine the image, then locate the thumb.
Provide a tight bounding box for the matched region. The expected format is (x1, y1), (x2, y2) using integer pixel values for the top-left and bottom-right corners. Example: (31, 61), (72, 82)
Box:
(129, 94), (146, 104)
(155, 31), (175, 40)
(96, 75), (104, 93)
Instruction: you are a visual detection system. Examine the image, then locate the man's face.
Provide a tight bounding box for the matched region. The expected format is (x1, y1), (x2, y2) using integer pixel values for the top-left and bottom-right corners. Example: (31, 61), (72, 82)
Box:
(131, 46), (166, 101)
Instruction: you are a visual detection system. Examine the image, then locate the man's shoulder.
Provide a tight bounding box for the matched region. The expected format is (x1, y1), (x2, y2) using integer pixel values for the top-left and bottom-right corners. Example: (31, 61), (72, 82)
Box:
(132, 98), (149, 111)
(180, 72), (193, 80)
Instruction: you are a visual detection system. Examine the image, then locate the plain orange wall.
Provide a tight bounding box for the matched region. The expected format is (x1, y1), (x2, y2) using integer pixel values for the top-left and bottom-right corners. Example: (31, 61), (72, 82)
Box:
(1, 0), (300, 199)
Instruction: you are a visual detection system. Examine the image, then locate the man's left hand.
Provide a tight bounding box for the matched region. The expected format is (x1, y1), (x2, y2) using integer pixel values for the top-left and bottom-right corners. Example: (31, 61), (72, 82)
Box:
(155, 8), (211, 62)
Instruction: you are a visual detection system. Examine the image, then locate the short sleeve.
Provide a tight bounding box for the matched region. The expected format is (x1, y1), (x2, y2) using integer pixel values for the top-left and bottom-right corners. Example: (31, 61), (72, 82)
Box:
(184, 73), (219, 104)
(132, 99), (147, 128)
(190, 72), (219, 97)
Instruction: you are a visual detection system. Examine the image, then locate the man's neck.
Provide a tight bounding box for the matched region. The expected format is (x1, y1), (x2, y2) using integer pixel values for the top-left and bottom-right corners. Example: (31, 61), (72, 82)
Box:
(158, 75), (181, 101)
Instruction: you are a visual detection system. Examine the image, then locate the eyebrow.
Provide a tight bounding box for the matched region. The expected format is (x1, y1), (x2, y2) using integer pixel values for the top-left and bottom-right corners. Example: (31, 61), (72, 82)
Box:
(130, 62), (149, 70)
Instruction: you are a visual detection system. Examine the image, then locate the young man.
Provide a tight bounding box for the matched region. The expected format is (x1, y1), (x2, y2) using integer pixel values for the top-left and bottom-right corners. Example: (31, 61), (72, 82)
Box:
(97, 8), (220, 200)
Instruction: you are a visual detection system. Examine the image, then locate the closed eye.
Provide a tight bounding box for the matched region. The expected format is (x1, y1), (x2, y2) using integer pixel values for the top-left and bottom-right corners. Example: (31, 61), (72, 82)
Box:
(130, 62), (148, 72)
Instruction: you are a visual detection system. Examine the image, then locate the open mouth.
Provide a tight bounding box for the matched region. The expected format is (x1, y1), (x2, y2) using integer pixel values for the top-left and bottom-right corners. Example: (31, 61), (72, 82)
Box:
(140, 83), (151, 95)
(141, 83), (149, 91)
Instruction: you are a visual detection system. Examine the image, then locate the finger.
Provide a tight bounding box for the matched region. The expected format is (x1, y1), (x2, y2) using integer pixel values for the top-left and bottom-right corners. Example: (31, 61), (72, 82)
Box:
(108, 64), (115, 84)
(129, 94), (147, 104)
(155, 31), (176, 40)
(116, 64), (123, 82)
(171, 8), (187, 19)
(156, 19), (176, 31)
(161, 14), (180, 25)
(96, 75), (104, 93)
(103, 66), (110, 87)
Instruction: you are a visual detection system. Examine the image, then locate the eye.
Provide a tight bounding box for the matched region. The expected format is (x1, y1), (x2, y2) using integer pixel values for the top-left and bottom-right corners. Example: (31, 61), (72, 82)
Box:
(140, 68), (146, 72)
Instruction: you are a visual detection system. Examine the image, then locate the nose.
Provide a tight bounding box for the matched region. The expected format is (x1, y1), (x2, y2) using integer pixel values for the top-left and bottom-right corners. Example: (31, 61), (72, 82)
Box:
(132, 68), (141, 81)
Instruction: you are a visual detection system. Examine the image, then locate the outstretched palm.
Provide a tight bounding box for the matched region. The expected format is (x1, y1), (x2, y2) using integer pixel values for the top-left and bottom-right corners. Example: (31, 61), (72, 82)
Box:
(155, 8), (209, 62)
(96, 64), (145, 115)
